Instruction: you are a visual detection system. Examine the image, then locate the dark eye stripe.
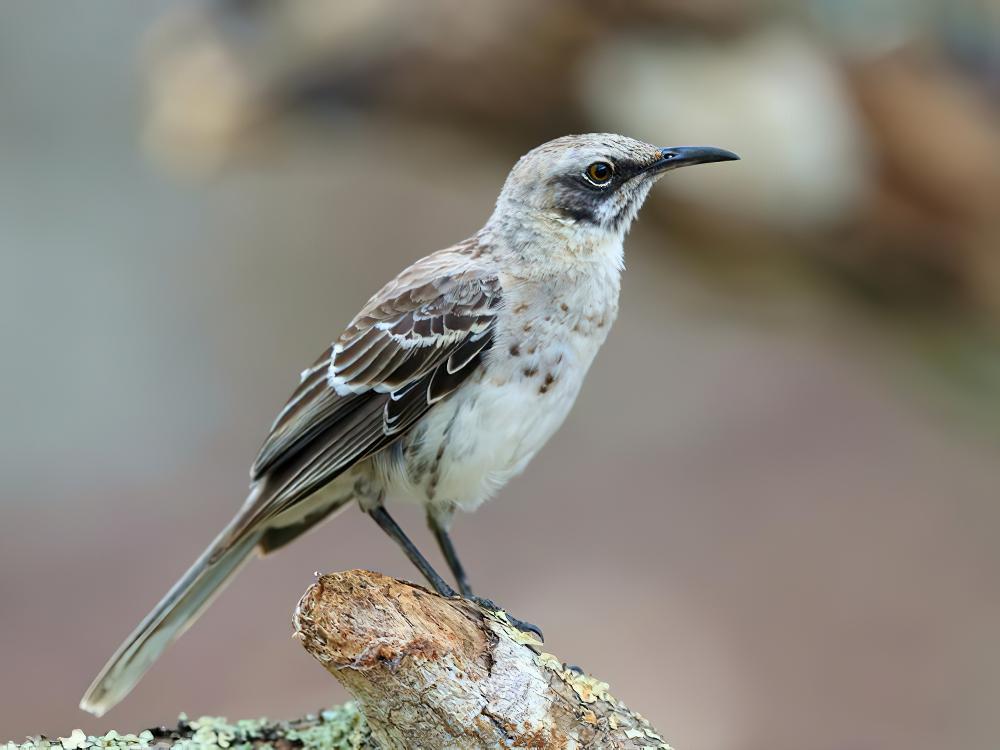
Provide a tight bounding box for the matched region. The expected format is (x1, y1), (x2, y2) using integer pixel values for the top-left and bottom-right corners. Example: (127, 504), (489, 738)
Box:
(559, 202), (599, 223)
(611, 158), (654, 181)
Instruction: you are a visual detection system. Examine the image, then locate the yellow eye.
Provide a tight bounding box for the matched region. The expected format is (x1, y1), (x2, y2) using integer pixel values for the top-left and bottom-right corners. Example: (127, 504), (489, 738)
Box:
(585, 161), (614, 186)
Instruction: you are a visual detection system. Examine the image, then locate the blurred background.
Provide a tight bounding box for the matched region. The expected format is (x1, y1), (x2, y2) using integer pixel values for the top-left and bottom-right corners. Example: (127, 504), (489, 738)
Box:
(2, 1), (999, 748)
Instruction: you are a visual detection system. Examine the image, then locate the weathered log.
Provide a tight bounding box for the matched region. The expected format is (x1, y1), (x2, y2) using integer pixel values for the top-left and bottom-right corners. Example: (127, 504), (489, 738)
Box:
(293, 570), (671, 749)
(5, 571), (671, 750)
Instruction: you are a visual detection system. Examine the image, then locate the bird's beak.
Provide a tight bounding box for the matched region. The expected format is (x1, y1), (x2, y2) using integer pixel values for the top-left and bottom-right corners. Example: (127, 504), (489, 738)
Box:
(647, 146), (740, 174)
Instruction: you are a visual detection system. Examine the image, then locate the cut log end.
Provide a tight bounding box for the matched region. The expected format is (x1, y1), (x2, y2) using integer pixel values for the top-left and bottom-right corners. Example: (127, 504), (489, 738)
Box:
(4, 571), (673, 750)
(294, 570), (672, 750)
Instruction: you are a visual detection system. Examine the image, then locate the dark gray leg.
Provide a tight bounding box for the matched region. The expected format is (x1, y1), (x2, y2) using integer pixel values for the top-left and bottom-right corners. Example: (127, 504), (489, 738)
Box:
(427, 510), (544, 641)
(369, 505), (456, 598)
(428, 511), (473, 597)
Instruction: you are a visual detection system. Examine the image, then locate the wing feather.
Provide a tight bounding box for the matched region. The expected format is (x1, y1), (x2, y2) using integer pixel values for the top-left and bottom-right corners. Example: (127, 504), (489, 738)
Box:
(333, 327), (385, 370)
(239, 247), (500, 535)
(445, 331), (492, 374)
(334, 333), (397, 381)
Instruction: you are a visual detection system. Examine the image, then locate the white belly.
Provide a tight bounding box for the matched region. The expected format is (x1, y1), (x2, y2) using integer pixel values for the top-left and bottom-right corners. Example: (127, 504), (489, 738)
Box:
(388, 277), (617, 513)
(405, 367), (580, 511)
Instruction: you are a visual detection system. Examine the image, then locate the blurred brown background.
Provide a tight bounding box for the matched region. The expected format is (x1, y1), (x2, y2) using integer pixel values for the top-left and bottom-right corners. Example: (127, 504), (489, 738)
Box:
(2, 2), (1000, 748)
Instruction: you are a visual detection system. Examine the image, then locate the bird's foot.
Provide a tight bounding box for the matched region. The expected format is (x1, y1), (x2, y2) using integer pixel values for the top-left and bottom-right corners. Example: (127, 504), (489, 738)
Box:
(466, 594), (544, 642)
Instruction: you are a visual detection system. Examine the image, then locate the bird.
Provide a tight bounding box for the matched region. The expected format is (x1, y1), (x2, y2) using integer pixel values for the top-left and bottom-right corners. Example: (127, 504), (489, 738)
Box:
(80, 133), (738, 716)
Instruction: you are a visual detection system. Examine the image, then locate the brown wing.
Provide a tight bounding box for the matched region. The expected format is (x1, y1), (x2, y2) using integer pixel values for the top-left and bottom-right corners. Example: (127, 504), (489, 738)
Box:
(242, 250), (501, 530)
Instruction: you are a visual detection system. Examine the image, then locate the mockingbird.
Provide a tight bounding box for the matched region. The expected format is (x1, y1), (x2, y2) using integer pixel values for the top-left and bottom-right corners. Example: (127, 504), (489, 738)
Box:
(81, 133), (738, 716)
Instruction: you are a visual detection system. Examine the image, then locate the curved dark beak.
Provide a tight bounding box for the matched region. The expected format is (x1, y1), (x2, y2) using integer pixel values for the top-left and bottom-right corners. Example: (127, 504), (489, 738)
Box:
(649, 145), (740, 173)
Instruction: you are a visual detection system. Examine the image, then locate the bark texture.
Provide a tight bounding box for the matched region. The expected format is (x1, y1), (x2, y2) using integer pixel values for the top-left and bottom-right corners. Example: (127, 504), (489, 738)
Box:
(293, 570), (671, 749)
(6, 571), (672, 750)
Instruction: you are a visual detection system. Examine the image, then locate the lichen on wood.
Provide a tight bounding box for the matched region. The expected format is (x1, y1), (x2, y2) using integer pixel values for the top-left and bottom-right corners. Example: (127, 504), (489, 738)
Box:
(293, 570), (672, 749)
(4, 705), (370, 750)
(7, 570), (672, 750)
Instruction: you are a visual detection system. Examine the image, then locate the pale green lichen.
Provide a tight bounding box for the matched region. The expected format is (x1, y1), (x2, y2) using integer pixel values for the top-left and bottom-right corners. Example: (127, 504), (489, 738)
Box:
(285, 705), (368, 750)
(5, 729), (155, 750)
(5, 704), (369, 750)
(481, 609), (544, 647)
(489, 621), (673, 750)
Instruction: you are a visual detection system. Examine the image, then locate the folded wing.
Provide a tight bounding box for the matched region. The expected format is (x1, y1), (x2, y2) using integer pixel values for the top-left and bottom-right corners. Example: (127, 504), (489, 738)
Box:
(243, 253), (502, 532)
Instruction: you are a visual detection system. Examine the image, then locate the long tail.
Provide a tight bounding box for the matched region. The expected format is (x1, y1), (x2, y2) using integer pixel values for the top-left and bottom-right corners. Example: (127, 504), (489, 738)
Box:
(79, 512), (264, 716)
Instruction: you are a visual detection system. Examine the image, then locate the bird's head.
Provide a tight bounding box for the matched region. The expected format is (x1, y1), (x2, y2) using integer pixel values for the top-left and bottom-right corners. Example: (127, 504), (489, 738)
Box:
(492, 133), (738, 242)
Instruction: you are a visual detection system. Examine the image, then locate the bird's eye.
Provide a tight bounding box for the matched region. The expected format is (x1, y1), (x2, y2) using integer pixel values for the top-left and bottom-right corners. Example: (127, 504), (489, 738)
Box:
(584, 161), (614, 187)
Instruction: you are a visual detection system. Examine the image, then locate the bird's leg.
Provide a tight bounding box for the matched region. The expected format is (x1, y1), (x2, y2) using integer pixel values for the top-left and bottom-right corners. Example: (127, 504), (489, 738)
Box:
(427, 509), (473, 597)
(368, 505), (456, 598)
(427, 509), (544, 641)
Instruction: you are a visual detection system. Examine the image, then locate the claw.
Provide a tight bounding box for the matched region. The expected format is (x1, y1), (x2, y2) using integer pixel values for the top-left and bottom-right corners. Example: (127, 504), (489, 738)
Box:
(467, 594), (544, 642)
(506, 615), (544, 642)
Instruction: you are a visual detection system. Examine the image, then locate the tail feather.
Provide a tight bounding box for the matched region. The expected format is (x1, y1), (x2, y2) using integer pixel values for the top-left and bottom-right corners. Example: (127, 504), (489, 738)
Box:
(79, 517), (263, 717)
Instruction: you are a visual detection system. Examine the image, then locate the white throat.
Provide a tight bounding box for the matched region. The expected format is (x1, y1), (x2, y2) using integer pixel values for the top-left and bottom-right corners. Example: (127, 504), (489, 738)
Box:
(481, 209), (626, 283)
